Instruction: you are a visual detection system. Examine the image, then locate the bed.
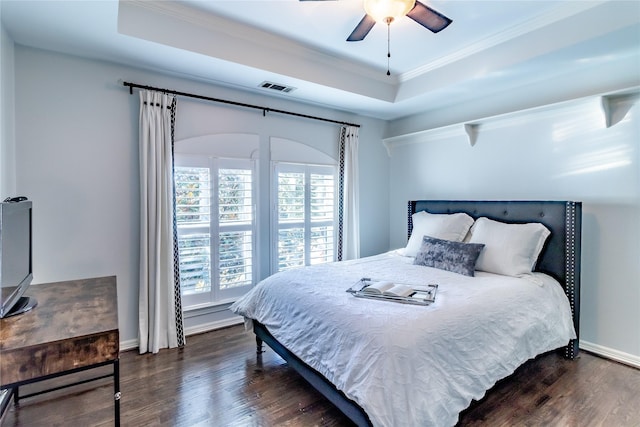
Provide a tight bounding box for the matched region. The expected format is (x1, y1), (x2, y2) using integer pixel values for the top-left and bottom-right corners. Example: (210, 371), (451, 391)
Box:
(230, 200), (582, 426)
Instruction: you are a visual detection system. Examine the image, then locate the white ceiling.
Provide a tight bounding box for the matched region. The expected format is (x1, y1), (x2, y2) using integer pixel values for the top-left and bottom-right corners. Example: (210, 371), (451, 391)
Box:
(2, 0), (639, 120)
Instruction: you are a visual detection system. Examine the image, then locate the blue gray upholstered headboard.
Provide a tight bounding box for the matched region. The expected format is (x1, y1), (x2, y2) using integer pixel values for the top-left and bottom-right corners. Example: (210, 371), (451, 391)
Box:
(408, 200), (582, 359)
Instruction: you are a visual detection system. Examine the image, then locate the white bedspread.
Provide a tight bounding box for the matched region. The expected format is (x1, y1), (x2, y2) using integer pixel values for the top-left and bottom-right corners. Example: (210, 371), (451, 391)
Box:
(230, 251), (576, 427)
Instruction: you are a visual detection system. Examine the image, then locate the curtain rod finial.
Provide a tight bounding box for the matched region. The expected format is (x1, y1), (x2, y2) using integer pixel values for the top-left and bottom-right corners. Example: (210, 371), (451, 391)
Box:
(120, 80), (133, 94)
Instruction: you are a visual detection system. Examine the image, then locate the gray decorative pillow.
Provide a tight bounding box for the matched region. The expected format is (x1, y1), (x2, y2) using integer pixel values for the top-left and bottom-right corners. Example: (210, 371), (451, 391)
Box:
(413, 236), (485, 276)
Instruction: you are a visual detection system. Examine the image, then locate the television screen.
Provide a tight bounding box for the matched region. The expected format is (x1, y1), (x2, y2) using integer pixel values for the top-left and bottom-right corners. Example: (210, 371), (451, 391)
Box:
(0, 199), (36, 318)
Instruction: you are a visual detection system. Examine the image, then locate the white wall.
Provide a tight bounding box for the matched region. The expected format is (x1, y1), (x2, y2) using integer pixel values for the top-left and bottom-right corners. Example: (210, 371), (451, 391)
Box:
(386, 94), (640, 365)
(12, 45), (389, 346)
(0, 13), (16, 198)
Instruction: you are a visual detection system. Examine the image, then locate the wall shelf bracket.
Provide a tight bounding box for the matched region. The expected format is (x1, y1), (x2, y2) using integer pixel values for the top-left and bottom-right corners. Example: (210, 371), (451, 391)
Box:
(601, 93), (639, 128)
(464, 123), (480, 146)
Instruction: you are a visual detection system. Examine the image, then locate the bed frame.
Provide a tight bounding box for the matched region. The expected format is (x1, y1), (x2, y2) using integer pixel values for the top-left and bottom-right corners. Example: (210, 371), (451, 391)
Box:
(253, 200), (582, 427)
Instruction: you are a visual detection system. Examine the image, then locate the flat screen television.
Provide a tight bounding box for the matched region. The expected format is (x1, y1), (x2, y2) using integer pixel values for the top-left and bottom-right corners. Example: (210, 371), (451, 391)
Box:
(0, 198), (37, 318)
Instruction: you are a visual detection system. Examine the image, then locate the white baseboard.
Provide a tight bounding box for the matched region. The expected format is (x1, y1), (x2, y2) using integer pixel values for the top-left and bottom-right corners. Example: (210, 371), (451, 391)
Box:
(119, 317), (245, 352)
(121, 334), (640, 369)
(184, 316), (244, 337)
(580, 340), (640, 369)
(120, 338), (139, 352)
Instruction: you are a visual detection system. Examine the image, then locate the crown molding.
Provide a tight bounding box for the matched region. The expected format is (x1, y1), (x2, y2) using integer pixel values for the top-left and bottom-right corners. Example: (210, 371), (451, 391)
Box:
(399, 0), (607, 82)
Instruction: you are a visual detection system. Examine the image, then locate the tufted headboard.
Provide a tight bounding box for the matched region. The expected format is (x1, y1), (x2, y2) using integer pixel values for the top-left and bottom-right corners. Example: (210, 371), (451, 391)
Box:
(408, 200), (582, 359)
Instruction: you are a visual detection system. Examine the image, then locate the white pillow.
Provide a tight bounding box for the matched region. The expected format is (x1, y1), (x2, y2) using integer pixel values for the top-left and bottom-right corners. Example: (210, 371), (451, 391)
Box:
(468, 217), (551, 277)
(403, 211), (474, 257)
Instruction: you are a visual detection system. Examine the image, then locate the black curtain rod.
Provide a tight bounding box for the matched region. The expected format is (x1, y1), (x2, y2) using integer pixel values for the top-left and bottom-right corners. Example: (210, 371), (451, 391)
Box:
(122, 81), (360, 128)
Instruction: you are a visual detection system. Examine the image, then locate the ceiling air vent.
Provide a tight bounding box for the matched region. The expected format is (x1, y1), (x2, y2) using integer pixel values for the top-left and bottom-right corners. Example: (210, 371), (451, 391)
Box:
(260, 81), (296, 93)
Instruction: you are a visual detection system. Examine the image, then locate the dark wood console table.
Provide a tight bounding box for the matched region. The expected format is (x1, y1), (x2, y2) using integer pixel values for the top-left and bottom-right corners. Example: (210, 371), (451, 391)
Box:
(0, 276), (120, 425)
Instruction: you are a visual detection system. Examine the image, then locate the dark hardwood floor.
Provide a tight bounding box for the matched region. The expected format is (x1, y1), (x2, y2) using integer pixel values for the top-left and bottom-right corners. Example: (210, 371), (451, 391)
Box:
(2, 324), (639, 427)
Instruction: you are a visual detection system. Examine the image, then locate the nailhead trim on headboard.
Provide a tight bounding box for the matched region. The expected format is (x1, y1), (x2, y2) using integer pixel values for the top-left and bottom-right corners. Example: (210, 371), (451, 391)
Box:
(407, 201), (414, 241)
(564, 201), (579, 359)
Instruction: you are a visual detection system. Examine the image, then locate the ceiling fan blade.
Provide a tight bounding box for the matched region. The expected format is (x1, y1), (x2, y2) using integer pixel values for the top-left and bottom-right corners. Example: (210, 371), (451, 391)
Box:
(346, 14), (376, 42)
(407, 1), (452, 33)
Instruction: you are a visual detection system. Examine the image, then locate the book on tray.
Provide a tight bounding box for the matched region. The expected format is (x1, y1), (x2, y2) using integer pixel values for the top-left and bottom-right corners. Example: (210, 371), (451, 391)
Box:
(361, 281), (415, 297)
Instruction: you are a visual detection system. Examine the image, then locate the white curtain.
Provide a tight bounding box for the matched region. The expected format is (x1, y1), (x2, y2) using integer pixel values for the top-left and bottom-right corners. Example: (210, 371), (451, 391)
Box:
(138, 90), (185, 354)
(339, 125), (360, 260)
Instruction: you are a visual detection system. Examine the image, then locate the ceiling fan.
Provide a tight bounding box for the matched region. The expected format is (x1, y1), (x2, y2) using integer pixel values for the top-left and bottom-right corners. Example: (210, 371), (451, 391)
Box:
(300, 0), (452, 42)
(347, 0), (452, 42)
(301, 0), (452, 75)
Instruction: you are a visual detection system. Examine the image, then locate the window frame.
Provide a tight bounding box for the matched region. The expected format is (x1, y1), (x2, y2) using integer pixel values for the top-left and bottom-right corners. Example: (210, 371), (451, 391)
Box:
(271, 162), (338, 274)
(175, 154), (257, 309)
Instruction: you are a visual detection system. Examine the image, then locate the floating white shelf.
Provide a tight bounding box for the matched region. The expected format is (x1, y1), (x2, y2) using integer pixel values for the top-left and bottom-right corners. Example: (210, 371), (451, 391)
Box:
(383, 86), (639, 156)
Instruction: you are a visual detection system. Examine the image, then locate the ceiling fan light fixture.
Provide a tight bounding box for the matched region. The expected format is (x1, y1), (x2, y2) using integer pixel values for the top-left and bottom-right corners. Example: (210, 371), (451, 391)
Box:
(364, 0), (415, 23)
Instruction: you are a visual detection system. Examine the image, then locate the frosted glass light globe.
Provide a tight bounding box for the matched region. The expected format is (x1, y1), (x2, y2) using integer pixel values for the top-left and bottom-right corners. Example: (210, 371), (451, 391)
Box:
(364, 0), (416, 23)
